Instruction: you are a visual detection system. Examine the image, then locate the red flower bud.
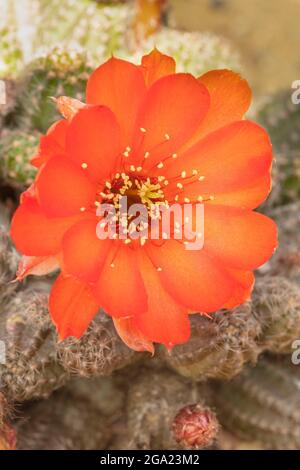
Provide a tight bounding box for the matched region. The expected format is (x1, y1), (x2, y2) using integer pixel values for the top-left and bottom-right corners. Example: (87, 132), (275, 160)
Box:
(172, 404), (219, 449)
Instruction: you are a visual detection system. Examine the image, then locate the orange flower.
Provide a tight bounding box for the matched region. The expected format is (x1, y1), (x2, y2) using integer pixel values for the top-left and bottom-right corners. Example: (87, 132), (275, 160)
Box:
(10, 49), (277, 352)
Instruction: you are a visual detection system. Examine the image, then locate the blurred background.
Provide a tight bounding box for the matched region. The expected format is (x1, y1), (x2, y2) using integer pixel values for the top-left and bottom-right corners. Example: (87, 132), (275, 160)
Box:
(1, 0), (300, 452)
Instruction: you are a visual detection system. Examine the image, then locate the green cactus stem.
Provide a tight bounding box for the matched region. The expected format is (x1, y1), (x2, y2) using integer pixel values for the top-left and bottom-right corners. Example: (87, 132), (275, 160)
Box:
(10, 49), (92, 133)
(15, 383), (113, 450)
(211, 355), (300, 450)
(0, 130), (39, 190)
(57, 312), (139, 377)
(258, 89), (300, 206)
(0, 280), (69, 402)
(125, 368), (218, 449)
(161, 305), (263, 381)
(253, 275), (300, 354)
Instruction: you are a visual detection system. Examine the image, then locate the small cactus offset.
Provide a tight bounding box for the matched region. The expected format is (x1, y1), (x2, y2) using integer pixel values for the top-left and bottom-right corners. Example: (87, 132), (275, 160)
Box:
(0, 130), (39, 190)
(264, 202), (300, 283)
(258, 90), (300, 206)
(161, 304), (263, 381)
(258, 90), (300, 154)
(0, 280), (69, 402)
(10, 49), (92, 133)
(253, 276), (300, 354)
(211, 355), (300, 450)
(0, 278), (141, 401)
(57, 313), (139, 377)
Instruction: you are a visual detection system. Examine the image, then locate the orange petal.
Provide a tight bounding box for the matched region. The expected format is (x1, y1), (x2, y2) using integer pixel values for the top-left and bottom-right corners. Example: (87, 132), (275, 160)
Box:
(31, 119), (68, 168)
(62, 218), (112, 283)
(132, 73), (210, 168)
(170, 172), (272, 210)
(134, 251), (190, 348)
(223, 269), (254, 309)
(145, 240), (234, 313)
(86, 57), (147, 147)
(66, 105), (120, 182)
(93, 246), (147, 318)
(49, 273), (100, 339)
(10, 199), (87, 256)
(16, 255), (60, 281)
(204, 173), (272, 209)
(36, 155), (96, 217)
(140, 48), (176, 87)
(204, 205), (278, 270)
(166, 120), (272, 196)
(184, 69), (252, 149)
(113, 317), (154, 354)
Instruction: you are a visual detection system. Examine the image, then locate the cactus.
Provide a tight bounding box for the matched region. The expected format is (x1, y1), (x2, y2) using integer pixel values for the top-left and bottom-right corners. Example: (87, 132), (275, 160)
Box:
(0, 1), (134, 77)
(258, 90), (300, 206)
(161, 304), (263, 381)
(263, 202), (300, 283)
(0, 130), (39, 190)
(0, 280), (69, 402)
(30, 1), (134, 63)
(0, 274), (141, 401)
(0, 224), (20, 303)
(253, 276), (300, 354)
(211, 355), (300, 450)
(124, 368), (218, 449)
(57, 313), (138, 377)
(258, 90), (300, 154)
(15, 383), (113, 450)
(9, 49), (92, 133)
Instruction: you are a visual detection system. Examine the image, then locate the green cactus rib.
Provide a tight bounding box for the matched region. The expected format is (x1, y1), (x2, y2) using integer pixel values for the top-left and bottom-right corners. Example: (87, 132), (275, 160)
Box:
(1, 273), (300, 403)
(212, 356), (300, 449)
(8, 49), (92, 133)
(15, 382), (114, 450)
(0, 130), (39, 190)
(258, 89), (300, 207)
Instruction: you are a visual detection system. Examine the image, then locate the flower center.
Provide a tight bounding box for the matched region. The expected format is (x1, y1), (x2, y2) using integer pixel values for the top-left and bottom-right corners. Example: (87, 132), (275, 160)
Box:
(100, 173), (167, 210)
(95, 172), (170, 246)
